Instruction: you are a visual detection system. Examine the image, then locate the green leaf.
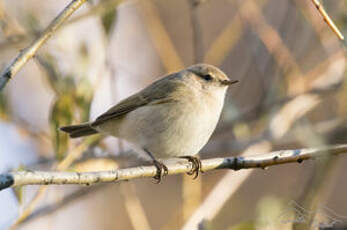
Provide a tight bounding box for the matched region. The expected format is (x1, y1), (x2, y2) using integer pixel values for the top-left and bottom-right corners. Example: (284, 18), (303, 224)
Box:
(50, 94), (75, 160)
(0, 92), (9, 120)
(101, 7), (116, 35)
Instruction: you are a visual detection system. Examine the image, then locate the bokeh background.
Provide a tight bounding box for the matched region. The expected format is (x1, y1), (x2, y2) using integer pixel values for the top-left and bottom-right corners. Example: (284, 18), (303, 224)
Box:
(0, 0), (346, 229)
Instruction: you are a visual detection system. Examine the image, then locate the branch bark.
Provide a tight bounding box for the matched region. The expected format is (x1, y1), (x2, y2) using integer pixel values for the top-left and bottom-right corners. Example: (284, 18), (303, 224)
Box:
(1, 144), (347, 191)
(0, 0), (87, 91)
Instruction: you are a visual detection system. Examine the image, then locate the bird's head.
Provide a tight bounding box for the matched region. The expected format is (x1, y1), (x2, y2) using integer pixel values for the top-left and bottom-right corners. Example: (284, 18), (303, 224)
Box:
(184, 64), (238, 94)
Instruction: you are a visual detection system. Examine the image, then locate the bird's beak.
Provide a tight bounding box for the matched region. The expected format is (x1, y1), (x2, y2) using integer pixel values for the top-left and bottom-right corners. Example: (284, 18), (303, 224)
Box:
(221, 80), (239, 85)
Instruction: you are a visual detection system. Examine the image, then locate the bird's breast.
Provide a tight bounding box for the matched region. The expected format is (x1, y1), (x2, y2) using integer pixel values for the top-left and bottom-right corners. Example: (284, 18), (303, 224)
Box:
(104, 88), (225, 159)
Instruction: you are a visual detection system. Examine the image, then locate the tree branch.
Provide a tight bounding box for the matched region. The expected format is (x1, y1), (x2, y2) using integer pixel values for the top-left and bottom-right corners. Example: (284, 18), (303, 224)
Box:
(1, 144), (347, 191)
(0, 0), (87, 91)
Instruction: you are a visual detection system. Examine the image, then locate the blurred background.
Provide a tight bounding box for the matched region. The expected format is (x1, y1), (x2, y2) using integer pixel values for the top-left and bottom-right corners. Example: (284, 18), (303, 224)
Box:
(0, 0), (346, 229)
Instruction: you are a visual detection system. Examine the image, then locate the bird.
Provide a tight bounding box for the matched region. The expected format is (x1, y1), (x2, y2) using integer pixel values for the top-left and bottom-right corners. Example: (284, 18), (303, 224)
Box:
(60, 64), (238, 182)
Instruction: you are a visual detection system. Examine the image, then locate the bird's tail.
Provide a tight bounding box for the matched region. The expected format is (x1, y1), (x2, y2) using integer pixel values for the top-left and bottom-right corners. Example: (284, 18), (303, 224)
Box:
(60, 123), (98, 138)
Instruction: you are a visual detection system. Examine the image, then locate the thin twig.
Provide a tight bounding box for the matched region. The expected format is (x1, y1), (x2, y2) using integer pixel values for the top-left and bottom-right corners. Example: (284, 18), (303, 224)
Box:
(68, 0), (123, 24)
(204, 0), (269, 66)
(204, 14), (243, 66)
(20, 184), (107, 226)
(1, 144), (347, 191)
(293, 0), (341, 52)
(238, 0), (304, 95)
(188, 0), (205, 64)
(10, 136), (100, 228)
(120, 183), (151, 230)
(137, 1), (184, 72)
(310, 0), (344, 41)
(0, 0), (88, 91)
(10, 186), (48, 230)
(182, 141), (272, 230)
(0, 0), (123, 52)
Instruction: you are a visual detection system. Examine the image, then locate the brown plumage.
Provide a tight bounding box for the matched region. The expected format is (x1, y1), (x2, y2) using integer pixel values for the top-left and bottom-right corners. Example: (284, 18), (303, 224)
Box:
(60, 64), (237, 158)
(60, 123), (97, 138)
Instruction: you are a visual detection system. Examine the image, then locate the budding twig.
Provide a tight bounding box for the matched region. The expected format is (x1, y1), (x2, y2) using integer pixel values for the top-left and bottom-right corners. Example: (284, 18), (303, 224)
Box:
(0, 0), (87, 91)
(1, 144), (347, 191)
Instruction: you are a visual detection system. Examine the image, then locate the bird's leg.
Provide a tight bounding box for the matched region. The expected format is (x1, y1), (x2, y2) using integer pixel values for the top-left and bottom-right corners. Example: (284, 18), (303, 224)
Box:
(144, 149), (168, 183)
(179, 156), (202, 179)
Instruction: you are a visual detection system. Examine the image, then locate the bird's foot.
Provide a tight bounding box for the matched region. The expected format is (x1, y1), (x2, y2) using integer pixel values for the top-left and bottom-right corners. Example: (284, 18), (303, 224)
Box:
(179, 156), (203, 179)
(152, 160), (168, 184)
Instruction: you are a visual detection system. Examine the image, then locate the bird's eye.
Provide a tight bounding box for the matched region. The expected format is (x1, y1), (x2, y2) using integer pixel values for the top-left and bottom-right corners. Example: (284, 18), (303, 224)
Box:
(201, 74), (213, 81)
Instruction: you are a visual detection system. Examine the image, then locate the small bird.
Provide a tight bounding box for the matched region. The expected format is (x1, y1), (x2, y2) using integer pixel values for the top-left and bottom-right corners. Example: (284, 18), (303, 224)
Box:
(60, 64), (238, 182)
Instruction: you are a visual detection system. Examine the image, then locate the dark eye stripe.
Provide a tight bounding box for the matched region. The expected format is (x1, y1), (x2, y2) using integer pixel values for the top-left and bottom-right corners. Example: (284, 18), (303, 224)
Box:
(188, 69), (214, 81)
(200, 74), (213, 81)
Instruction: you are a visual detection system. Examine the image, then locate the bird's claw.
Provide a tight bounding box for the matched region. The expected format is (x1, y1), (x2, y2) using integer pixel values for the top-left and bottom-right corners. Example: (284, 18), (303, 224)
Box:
(152, 160), (168, 183)
(179, 156), (202, 179)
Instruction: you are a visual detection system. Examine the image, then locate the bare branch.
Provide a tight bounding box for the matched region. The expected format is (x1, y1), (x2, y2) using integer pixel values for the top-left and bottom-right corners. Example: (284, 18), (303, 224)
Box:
(188, 0), (205, 63)
(21, 185), (107, 225)
(138, 1), (184, 72)
(0, 0), (88, 91)
(1, 144), (347, 191)
(238, 0), (305, 94)
(311, 0), (344, 41)
(182, 141), (272, 230)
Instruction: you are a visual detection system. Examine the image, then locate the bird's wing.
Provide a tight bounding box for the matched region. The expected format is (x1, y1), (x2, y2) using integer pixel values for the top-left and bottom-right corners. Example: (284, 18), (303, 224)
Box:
(91, 73), (182, 127)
